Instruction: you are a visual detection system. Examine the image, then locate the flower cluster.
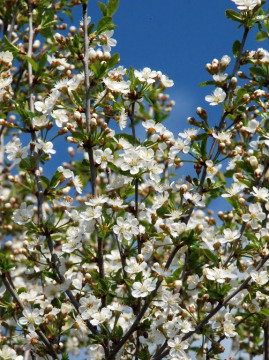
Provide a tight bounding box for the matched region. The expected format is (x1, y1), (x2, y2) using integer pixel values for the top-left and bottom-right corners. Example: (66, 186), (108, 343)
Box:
(1, 0), (269, 360)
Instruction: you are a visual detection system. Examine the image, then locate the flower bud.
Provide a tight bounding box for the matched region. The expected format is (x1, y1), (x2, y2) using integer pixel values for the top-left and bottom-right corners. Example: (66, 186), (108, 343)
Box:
(220, 55), (231, 72)
(196, 107), (208, 121)
(33, 40), (41, 51)
(248, 155), (258, 169)
(206, 63), (213, 74)
(69, 26), (77, 34)
(237, 71), (248, 79)
(230, 76), (237, 89)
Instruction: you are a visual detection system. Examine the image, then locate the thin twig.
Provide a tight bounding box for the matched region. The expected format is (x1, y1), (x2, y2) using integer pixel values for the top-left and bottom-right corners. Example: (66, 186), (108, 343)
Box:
(6, 0), (19, 42)
(129, 102), (142, 357)
(130, 102), (136, 146)
(27, 0), (46, 224)
(82, 2), (96, 197)
(82, 3), (108, 355)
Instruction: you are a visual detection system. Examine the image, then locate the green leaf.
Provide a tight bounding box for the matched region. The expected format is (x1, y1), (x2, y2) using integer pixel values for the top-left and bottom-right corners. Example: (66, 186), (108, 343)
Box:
(98, 1), (107, 16)
(203, 249), (219, 265)
(98, 278), (109, 293)
(232, 40), (241, 58)
(62, 352), (70, 360)
(41, 176), (50, 187)
(0, 253), (15, 272)
(225, 196), (239, 210)
(37, 52), (48, 74)
(21, 55), (38, 72)
(225, 9), (243, 23)
(4, 36), (20, 55)
(191, 142), (202, 157)
(91, 61), (107, 79)
(143, 94), (154, 106)
(107, 52), (120, 68)
(124, 279), (133, 287)
(71, 91), (83, 107)
(249, 66), (265, 77)
(256, 30), (268, 41)
(236, 87), (247, 103)
(113, 325), (123, 338)
(88, 23), (95, 35)
(107, 0), (119, 16)
(198, 81), (215, 87)
(156, 206), (170, 217)
(97, 16), (115, 34)
(260, 309), (269, 316)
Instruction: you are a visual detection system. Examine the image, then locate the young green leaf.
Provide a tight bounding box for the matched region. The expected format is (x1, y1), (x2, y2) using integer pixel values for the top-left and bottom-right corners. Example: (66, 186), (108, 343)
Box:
(232, 40), (241, 58)
(107, 0), (120, 16)
(98, 1), (107, 16)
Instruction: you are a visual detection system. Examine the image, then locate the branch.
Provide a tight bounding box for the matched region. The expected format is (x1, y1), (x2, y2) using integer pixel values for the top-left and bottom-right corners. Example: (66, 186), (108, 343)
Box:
(129, 102), (136, 146)
(6, 0), (19, 42)
(27, 0), (46, 224)
(264, 320), (269, 360)
(1, 274), (59, 360)
(82, 2), (96, 197)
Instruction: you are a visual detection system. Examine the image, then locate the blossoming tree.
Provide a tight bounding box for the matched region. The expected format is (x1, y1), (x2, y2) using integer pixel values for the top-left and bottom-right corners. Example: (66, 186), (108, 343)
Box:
(1, 0), (269, 359)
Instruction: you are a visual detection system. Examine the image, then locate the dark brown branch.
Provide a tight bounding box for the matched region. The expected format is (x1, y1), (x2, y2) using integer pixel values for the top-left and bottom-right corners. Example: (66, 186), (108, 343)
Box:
(264, 320), (269, 360)
(82, 3), (108, 355)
